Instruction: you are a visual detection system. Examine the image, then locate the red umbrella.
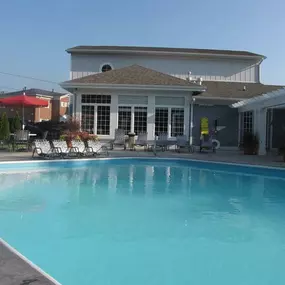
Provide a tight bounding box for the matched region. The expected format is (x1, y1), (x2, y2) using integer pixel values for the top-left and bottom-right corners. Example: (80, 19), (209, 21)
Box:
(0, 94), (48, 129)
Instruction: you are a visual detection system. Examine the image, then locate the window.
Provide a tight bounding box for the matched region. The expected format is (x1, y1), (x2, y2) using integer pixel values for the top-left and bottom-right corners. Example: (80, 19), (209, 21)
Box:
(97, 106), (110, 135)
(134, 107), (147, 134)
(118, 106), (132, 134)
(101, 64), (112, 73)
(61, 102), (68, 108)
(81, 95), (111, 104)
(171, 108), (184, 136)
(240, 111), (253, 144)
(81, 105), (95, 133)
(155, 108), (168, 135)
(242, 111), (253, 134)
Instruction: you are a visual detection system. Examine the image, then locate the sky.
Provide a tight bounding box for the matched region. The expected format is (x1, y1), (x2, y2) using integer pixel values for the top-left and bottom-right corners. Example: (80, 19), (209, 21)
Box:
(0, 0), (284, 93)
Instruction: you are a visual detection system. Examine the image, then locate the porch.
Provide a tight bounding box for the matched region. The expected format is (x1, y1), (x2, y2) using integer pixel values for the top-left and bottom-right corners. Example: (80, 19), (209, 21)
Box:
(232, 88), (285, 155)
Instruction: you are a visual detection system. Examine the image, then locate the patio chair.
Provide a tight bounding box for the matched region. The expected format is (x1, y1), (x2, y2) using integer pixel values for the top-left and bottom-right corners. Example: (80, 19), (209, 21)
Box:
(52, 140), (79, 158)
(111, 129), (126, 150)
(32, 139), (61, 159)
(156, 133), (169, 151)
(199, 134), (216, 153)
(87, 140), (109, 156)
(176, 135), (194, 153)
(134, 132), (148, 151)
(13, 130), (30, 151)
(71, 140), (94, 157)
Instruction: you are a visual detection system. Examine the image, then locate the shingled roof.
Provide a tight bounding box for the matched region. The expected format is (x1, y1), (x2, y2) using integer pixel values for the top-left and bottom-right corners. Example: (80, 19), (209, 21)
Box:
(0, 88), (66, 97)
(67, 45), (264, 58)
(62, 65), (203, 88)
(198, 81), (284, 100)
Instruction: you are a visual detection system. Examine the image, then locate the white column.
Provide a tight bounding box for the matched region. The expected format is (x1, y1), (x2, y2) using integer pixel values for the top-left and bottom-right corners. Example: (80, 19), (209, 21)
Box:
(131, 106), (135, 133)
(75, 93), (81, 128)
(110, 94), (118, 139)
(147, 95), (155, 140)
(184, 94), (190, 140)
(255, 108), (267, 155)
(168, 107), (171, 138)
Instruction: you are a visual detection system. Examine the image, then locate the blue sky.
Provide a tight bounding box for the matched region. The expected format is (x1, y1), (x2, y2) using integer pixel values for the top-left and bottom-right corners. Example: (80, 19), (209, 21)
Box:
(0, 0), (284, 92)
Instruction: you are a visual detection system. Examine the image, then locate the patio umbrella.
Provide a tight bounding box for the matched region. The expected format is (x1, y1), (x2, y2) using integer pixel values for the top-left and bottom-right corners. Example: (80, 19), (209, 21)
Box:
(0, 93), (48, 129)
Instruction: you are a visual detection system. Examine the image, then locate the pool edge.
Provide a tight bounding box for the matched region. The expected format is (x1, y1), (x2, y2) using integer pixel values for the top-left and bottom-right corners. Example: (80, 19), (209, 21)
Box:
(0, 156), (284, 171)
(0, 238), (62, 285)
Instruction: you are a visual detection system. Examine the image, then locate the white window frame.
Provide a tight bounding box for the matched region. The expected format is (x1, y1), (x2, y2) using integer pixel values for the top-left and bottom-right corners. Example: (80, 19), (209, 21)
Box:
(155, 106), (185, 138)
(81, 94), (112, 136)
(117, 103), (148, 134)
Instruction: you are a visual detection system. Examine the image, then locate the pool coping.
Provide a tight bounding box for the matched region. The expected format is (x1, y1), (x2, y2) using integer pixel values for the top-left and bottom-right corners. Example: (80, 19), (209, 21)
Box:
(0, 156), (285, 171)
(0, 238), (61, 285)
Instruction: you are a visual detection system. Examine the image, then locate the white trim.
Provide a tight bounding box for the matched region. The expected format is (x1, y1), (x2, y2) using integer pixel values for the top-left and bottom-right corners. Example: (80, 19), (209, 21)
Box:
(67, 48), (265, 60)
(0, 238), (61, 285)
(231, 88), (285, 111)
(99, 62), (114, 72)
(60, 82), (205, 92)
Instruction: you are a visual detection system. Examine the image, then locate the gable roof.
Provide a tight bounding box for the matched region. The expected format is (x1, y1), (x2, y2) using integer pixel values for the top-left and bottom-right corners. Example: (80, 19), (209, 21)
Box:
(0, 88), (66, 98)
(61, 65), (204, 89)
(197, 81), (284, 100)
(67, 45), (264, 58)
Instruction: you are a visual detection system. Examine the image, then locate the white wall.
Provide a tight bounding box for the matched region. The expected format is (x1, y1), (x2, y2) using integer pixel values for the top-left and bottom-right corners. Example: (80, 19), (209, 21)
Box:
(71, 54), (260, 83)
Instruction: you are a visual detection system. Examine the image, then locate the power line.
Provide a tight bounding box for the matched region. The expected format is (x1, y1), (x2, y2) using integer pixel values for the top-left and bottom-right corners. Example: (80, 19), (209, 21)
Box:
(0, 71), (59, 84)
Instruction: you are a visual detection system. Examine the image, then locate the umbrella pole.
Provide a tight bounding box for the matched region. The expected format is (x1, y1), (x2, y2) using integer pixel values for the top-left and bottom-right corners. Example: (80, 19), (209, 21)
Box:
(22, 105), (25, 130)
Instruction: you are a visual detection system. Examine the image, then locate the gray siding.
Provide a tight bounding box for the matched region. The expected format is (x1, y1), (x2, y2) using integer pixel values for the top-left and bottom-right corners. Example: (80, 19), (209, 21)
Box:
(71, 54), (259, 83)
(192, 105), (239, 147)
(272, 109), (285, 148)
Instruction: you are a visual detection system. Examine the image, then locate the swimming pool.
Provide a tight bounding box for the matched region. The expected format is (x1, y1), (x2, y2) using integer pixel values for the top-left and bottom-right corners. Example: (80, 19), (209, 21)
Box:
(1, 158), (285, 285)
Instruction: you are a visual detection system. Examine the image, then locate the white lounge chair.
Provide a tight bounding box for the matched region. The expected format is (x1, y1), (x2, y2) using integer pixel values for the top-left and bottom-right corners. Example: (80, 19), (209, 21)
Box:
(32, 139), (61, 159)
(52, 140), (79, 158)
(87, 140), (109, 156)
(71, 140), (94, 157)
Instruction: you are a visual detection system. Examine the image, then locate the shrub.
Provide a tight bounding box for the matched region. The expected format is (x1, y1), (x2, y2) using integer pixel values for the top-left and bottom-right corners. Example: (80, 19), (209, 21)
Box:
(13, 112), (22, 131)
(0, 112), (10, 140)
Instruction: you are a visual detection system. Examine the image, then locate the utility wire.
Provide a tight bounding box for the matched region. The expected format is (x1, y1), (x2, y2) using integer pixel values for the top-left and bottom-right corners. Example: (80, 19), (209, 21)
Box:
(0, 71), (59, 84)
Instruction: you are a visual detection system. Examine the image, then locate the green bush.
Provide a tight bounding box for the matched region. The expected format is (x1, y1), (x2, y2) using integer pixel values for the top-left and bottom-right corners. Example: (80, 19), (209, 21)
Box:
(0, 112), (10, 140)
(13, 112), (22, 131)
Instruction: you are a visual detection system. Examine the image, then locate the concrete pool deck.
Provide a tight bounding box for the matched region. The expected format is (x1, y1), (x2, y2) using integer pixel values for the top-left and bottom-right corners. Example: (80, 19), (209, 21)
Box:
(0, 148), (284, 284)
(0, 239), (60, 285)
(0, 148), (284, 168)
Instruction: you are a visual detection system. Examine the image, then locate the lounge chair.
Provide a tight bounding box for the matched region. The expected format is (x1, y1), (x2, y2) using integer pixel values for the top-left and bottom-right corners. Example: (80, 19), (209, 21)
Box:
(87, 140), (109, 156)
(199, 134), (216, 153)
(134, 132), (148, 151)
(176, 135), (194, 153)
(52, 140), (79, 158)
(156, 133), (169, 151)
(111, 129), (126, 150)
(71, 140), (94, 157)
(32, 139), (61, 159)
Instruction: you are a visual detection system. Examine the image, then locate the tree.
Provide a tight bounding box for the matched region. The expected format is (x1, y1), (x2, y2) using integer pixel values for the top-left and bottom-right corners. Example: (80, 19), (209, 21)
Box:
(0, 112), (10, 140)
(13, 112), (22, 131)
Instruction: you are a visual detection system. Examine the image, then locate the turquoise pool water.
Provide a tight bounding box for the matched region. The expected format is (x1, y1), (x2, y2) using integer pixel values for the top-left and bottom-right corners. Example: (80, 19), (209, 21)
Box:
(1, 159), (285, 285)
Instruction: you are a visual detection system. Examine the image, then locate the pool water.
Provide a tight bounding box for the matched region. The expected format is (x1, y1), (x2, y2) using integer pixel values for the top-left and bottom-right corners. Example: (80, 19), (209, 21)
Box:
(1, 159), (285, 285)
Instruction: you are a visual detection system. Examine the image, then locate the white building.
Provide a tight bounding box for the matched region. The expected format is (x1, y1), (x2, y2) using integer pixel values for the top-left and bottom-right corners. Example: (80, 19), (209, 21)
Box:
(60, 46), (283, 148)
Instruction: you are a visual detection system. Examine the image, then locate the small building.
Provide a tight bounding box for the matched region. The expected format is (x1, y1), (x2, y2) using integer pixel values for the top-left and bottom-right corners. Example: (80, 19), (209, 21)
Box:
(60, 45), (283, 147)
(0, 89), (70, 122)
